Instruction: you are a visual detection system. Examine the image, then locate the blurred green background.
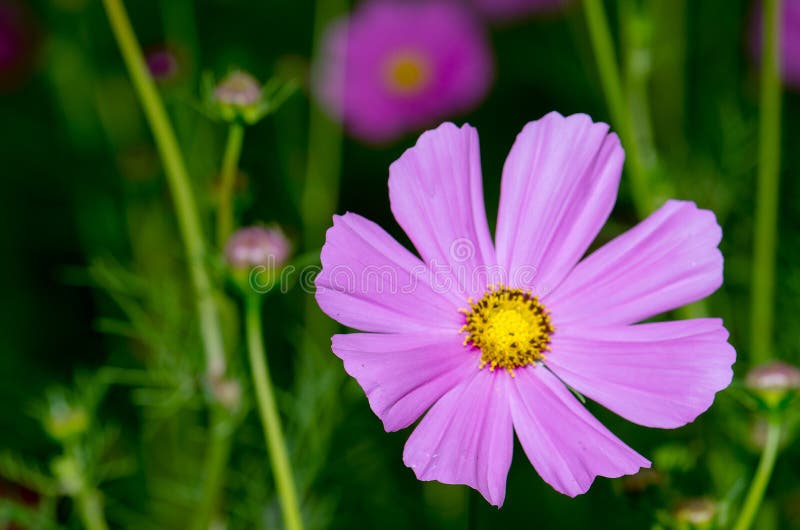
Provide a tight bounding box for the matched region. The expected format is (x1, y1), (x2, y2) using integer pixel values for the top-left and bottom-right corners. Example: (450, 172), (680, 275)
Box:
(1, 0), (799, 529)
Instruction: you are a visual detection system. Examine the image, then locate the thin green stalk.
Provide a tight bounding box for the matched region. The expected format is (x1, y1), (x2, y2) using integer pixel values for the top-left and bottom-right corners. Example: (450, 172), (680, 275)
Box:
(585, 0), (707, 319)
(76, 489), (109, 530)
(245, 294), (304, 530)
(191, 410), (237, 530)
(299, 0), (347, 390)
(101, 2), (235, 528)
(300, 0), (347, 251)
(217, 122), (246, 247)
(581, 0), (650, 218)
(102, 0), (226, 379)
(750, 0), (783, 363)
(732, 419), (782, 530)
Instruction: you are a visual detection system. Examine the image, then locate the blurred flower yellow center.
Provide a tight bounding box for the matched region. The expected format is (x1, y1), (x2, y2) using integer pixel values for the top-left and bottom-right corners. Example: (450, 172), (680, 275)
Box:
(383, 50), (431, 95)
(461, 286), (554, 375)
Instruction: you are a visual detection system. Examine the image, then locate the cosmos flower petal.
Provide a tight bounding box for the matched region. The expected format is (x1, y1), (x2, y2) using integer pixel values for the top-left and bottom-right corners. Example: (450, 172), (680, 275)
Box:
(390, 122), (497, 299)
(316, 212), (462, 333)
(509, 366), (650, 497)
(546, 319), (736, 428)
(495, 112), (623, 295)
(332, 332), (475, 432)
(403, 371), (513, 507)
(547, 200), (723, 326)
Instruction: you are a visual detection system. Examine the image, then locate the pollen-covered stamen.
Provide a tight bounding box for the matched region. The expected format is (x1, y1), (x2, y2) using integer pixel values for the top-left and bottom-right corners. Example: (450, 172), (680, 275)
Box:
(460, 285), (554, 375)
(383, 50), (431, 95)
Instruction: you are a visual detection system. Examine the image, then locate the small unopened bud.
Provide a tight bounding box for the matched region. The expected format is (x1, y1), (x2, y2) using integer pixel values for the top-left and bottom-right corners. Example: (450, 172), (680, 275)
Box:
(746, 361), (800, 391)
(214, 70), (262, 107)
(225, 225), (291, 270)
(746, 361), (800, 410)
(146, 46), (181, 83)
(43, 397), (89, 442)
(673, 498), (717, 528)
(212, 378), (242, 411)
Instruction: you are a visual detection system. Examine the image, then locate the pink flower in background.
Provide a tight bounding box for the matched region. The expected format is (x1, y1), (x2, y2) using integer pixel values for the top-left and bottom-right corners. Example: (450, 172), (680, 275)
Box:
(313, 1), (493, 143)
(750, 0), (800, 87)
(146, 47), (180, 83)
(472, 0), (572, 21)
(315, 112), (735, 506)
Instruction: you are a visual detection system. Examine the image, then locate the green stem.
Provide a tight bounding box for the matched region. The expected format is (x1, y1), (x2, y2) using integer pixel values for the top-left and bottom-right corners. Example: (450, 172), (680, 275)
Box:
(76, 489), (109, 530)
(101, 2), (236, 528)
(102, 0), (226, 379)
(217, 122), (246, 247)
(299, 0), (347, 251)
(750, 0), (783, 363)
(191, 409), (236, 530)
(245, 294), (304, 530)
(732, 418), (782, 530)
(581, 0), (650, 218)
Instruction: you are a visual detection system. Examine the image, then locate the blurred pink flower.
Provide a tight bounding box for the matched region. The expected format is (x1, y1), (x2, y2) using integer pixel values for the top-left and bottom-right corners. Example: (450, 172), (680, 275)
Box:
(750, 0), (800, 87)
(146, 48), (180, 82)
(313, 1), (493, 143)
(472, 0), (572, 21)
(315, 112), (735, 505)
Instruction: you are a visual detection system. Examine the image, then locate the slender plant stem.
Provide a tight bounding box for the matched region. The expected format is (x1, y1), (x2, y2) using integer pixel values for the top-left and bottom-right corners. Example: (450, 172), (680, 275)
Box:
(300, 0), (347, 377)
(76, 489), (109, 530)
(750, 0), (783, 363)
(245, 294), (304, 530)
(581, 0), (650, 218)
(216, 122), (246, 247)
(101, 2), (236, 528)
(300, 0), (347, 251)
(732, 418), (782, 530)
(102, 0), (226, 379)
(192, 410), (237, 530)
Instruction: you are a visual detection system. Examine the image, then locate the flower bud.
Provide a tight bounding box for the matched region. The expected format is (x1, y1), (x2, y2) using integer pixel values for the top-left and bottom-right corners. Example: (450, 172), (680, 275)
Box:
(745, 361), (800, 410)
(225, 225), (290, 270)
(211, 377), (242, 412)
(146, 46), (181, 83)
(214, 70), (262, 106)
(673, 498), (717, 529)
(43, 395), (89, 442)
(225, 226), (291, 295)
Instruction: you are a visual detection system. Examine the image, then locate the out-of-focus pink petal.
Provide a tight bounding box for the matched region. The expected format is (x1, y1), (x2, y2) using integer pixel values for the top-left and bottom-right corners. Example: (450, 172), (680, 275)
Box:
(495, 112), (623, 296)
(508, 366), (649, 497)
(332, 332), (474, 432)
(313, 1), (493, 143)
(403, 371), (513, 507)
(315, 212), (462, 333)
(547, 200), (723, 326)
(390, 123), (497, 300)
(547, 319), (735, 428)
(749, 0), (800, 89)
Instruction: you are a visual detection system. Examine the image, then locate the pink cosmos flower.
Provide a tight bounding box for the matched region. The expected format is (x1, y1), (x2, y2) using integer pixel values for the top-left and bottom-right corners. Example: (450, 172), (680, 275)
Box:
(315, 112), (735, 506)
(313, 1), (493, 143)
(472, 0), (572, 21)
(750, 0), (800, 88)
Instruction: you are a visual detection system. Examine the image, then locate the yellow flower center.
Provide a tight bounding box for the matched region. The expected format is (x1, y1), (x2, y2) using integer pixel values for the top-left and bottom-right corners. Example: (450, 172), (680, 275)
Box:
(383, 50), (431, 95)
(460, 285), (554, 375)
